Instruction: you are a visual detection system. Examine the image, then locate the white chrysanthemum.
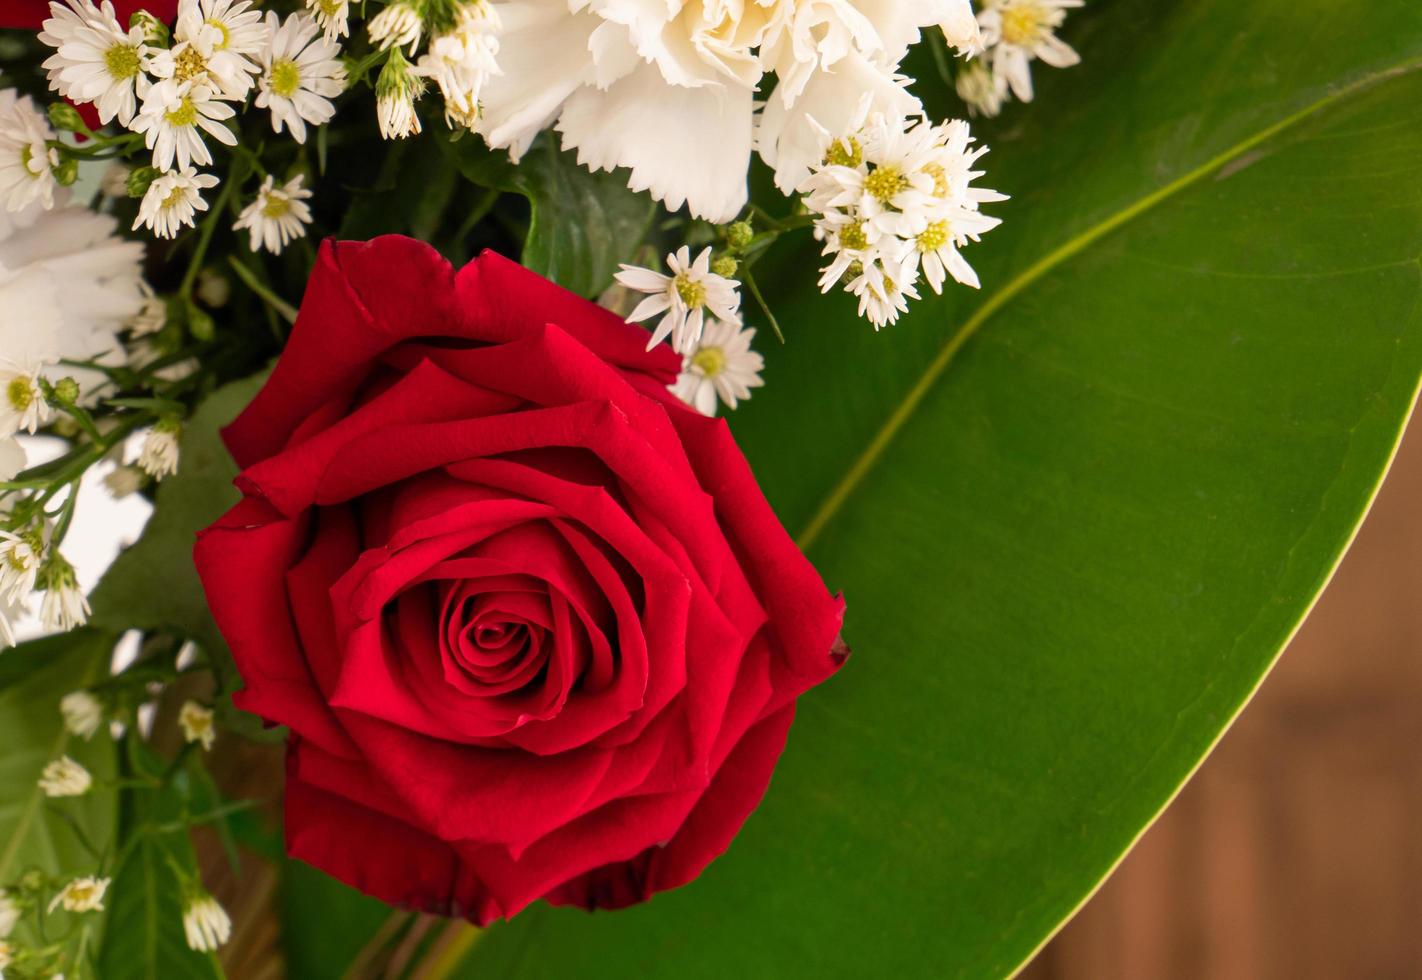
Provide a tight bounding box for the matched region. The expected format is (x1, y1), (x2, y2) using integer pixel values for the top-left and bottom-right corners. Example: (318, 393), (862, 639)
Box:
(134, 167), (219, 239)
(0, 90), (59, 213)
(40, 554), (90, 631)
(415, 3), (501, 128)
(234, 173), (312, 254)
(615, 246), (742, 354)
(60, 690), (104, 739)
(368, 0), (423, 52)
(306, 0), (350, 41)
(131, 79), (238, 172)
(255, 12), (346, 144)
(977, 0), (1082, 103)
(152, 0), (268, 100)
(956, 58), (1005, 117)
(38, 0), (151, 127)
(183, 892), (231, 951)
(178, 699), (216, 749)
(0, 363), (50, 437)
(0, 889), (19, 938)
(38, 755), (92, 797)
(48, 876), (109, 914)
(670, 318), (764, 416)
(138, 420), (181, 478)
(0, 528), (41, 603)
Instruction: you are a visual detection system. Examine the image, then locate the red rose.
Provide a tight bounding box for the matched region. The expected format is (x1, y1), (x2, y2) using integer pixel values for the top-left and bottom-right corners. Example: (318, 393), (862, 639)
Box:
(0, 0), (176, 30)
(195, 237), (846, 922)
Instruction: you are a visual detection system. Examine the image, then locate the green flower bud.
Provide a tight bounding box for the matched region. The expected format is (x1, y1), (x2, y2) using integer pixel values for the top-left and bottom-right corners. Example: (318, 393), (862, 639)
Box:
(52, 377), (80, 406)
(712, 255), (739, 278)
(54, 155), (79, 186)
(127, 165), (159, 198)
(187, 306), (215, 342)
(47, 102), (85, 132)
(129, 10), (169, 46)
(725, 220), (753, 251)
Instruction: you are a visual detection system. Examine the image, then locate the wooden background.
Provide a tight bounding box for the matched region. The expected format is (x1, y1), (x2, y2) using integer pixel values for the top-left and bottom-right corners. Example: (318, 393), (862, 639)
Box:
(1022, 420), (1422, 979)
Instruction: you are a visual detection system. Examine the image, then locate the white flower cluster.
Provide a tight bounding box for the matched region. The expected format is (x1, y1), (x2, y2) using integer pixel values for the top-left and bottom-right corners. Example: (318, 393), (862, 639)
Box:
(956, 0), (1083, 117)
(371, 0), (503, 139)
(801, 109), (1006, 328)
(32, 0), (338, 246)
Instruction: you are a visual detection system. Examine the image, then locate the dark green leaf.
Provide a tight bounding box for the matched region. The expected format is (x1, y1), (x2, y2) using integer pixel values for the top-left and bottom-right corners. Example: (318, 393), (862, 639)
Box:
(96, 835), (223, 980)
(280, 859), (394, 980)
(455, 2), (1422, 978)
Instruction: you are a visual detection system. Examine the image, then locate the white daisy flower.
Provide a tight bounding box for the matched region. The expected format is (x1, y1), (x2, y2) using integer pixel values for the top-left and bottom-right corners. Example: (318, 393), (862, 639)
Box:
(0, 528), (41, 603)
(615, 247), (742, 354)
(38, 755), (92, 797)
(0, 91), (59, 213)
(182, 892), (231, 951)
(0, 888), (19, 938)
(977, 0), (1083, 103)
(60, 690), (104, 740)
(848, 251), (920, 329)
(153, 0), (268, 101)
(48, 876), (109, 914)
(255, 12), (346, 144)
(415, 2), (501, 128)
(375, 49), (423, 139)
(670, 318), (764, 416)
(137, 419), (181, 478)
(955, 59), (1006, 117)
(133, 167), (218, 239)
(40, 554), (90, 631)
(0, 362), (51, 436)
(306, 0), (350, 42)
(233, 173), (313, 254)
(368, 0), (423, 53)
(131, 79), (237, 172)
(38, 0), (151, 127)
(178, 699), (216, 749)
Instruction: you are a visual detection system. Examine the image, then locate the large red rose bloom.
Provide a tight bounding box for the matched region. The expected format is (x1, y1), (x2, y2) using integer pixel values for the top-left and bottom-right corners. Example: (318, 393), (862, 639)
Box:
(194, 237), (846, 922)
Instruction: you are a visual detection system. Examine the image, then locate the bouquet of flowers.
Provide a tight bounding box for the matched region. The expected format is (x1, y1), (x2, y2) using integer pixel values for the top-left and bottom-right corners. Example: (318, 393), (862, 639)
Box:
(0, 0), (1417, 976)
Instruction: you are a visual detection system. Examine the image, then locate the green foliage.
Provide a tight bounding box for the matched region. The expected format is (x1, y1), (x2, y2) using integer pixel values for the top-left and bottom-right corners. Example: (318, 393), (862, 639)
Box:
(88, 373), (269, 694)
(447, 1), (1422, 978)
(441, 134), (656, 296)
(279, 860), (393, 980)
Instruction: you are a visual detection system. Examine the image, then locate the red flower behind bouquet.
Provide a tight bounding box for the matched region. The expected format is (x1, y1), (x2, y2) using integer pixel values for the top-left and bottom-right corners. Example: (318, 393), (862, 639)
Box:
(194, 237), (846, 922)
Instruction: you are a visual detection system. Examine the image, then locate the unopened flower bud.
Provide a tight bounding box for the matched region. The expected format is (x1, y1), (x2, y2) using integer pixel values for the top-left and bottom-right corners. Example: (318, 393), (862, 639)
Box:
(54, 155), (79, 186)
(725, 220), (753, 251)
(196, 269), (230, 308)
(127, 165), (159, 199)
(47, 102), (85, 132)
(130, 9), (168, 45)
(51, 377), (80, 406)
(712, 255), (739, 278)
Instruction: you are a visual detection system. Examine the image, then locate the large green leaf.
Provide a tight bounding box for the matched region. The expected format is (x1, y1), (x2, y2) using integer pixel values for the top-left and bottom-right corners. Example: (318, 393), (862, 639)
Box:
(89, 373), (269, 691)
(455, 1), (1422, 977)
(0, 630), (116, 939)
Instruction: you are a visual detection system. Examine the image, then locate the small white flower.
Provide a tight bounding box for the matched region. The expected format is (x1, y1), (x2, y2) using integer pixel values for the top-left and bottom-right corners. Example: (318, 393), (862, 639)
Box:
(131, 79), (238, 172)
(134, 167), (219, 239)
(306, 0), (350, 42)
(615, 247), (742, 354)
(670, 318), (764, 416)
(153, 0), (268, 101)
(368, 0), (423, 53)
(255, 12), (346, 144)
(233, 173), (313, 254)
(60, 690), (104, 740)
(47, 876), (109, 914)
(38, 0), (151, 127)
(182, 892), (231, 951)
(0, 362), (51, 436)
(375, 49), (423, 139)
(40, 554), (90, 632)
(0, 90), (59, 213)
(956, 59), (1006, 117)
(414, 2), (501, 128)
(0, 529), (41, 604)
(138, 420), (180, 478)
(100, 161), (131, 197)
(103, 463), (147, 498)
(38, 755), (92, 797)
(178, 699), (216, 750)
(0, 888), (20, 938)
(977, 0), (1083, 103)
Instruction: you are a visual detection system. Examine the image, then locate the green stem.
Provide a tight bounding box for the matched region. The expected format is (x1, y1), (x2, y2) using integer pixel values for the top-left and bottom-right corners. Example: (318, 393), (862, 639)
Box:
(226, 255), (298, 324)
(741, 266), (785, 344)
(179, 163), (241, 296)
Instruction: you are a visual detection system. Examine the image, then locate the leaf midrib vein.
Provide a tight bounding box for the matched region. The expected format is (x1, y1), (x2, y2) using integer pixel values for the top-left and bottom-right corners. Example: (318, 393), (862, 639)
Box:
(794, 56), (1422, 551)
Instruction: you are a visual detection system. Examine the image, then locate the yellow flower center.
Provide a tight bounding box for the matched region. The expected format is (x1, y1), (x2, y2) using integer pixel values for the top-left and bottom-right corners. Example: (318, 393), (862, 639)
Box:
(104, 42), (141, 80)
(674, 274), (706, 309)
(164, 97), (199, 128)
(691, 346), (726, 377)
(269, 59), (301, 98)
(823, 136), (862, 169)
(1000, 3), (1050, 46)
(261, 193), (291, 218)
(6, 378), (33, 412)
(161, 185), (187, 209)
(205, 17), (231, 49)
(318, 0), (344, 13)
(19, 144), (41, 178)
(173, 45), (208, 81)
(864, 165), (908, 204)
(918, 221), (950, 252)
(923, 163), (948, 198)
(838, 222), (869, 252)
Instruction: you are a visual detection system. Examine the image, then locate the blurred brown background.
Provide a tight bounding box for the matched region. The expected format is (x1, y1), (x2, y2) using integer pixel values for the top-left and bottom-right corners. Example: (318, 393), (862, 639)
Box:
(1022, 421), (1422, 979)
